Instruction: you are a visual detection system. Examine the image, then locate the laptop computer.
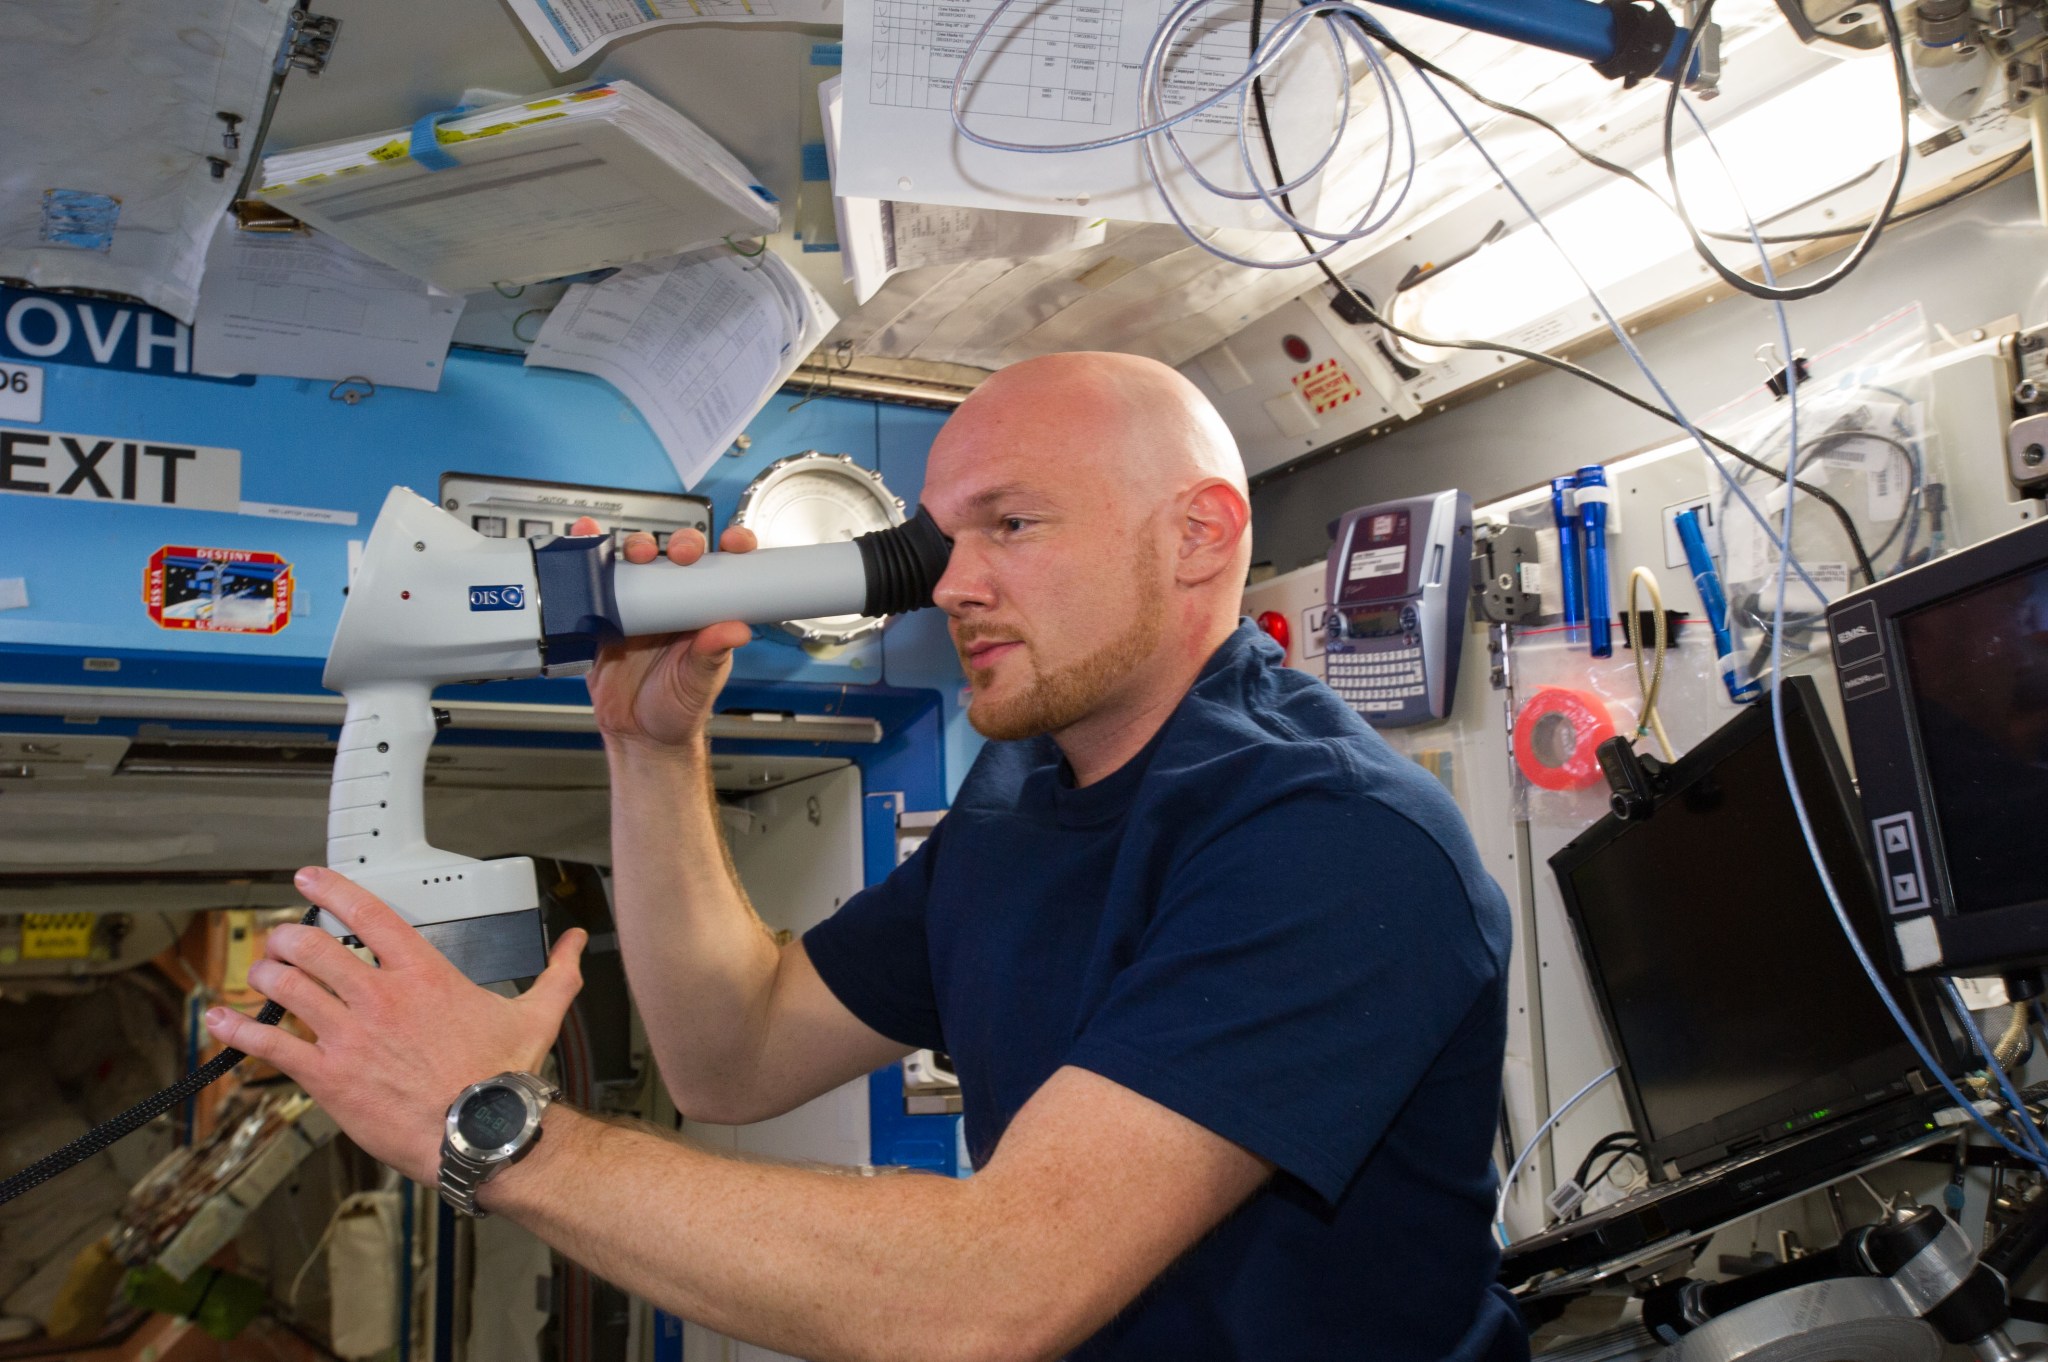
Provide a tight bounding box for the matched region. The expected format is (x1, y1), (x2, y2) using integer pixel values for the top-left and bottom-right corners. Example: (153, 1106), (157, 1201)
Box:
(1501, 676), (1968, 1292)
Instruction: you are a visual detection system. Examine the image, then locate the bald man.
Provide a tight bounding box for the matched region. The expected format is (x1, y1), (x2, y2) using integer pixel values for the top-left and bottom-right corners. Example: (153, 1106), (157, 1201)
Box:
(213, 354), (1524, 1361)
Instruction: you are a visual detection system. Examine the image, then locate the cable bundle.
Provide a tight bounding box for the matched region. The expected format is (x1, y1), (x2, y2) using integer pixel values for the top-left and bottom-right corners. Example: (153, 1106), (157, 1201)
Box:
(949, 0), (1419, 268)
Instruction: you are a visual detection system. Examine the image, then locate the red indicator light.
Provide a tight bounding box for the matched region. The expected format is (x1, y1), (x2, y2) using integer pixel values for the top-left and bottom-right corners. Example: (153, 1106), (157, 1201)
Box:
(1281, 334), (1311, 364)
(1255, 610), (1291, 657)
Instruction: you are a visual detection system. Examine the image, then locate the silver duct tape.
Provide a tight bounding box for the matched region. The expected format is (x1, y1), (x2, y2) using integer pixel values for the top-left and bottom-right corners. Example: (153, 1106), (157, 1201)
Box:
(1891, 1214), (1977, 1312)
(1663, 1278), (1941, 1362)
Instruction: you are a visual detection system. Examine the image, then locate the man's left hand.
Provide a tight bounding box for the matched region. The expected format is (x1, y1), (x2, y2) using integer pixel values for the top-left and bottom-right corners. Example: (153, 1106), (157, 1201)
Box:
(206, 866), (588, 1185)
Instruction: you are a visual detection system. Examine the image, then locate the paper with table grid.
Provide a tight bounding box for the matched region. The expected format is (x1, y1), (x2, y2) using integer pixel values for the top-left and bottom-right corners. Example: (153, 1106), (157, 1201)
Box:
(526, 248), (837, 489)
(838, 0), (1349, 226)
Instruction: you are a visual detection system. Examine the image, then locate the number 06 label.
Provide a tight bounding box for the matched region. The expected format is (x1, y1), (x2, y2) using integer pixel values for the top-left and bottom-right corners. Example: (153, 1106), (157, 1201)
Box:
(0, 362), (43, 424)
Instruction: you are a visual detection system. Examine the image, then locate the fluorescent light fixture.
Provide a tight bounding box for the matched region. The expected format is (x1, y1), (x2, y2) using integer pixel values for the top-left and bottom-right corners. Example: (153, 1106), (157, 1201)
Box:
(1392, 56), (1916, 356)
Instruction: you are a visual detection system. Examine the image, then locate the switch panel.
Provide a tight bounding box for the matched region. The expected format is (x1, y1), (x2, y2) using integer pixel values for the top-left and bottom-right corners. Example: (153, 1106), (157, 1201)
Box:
(440, 472), (712, 550)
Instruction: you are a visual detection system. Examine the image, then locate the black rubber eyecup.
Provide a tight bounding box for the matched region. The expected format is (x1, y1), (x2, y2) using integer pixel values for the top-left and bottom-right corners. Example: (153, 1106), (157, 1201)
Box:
(856, 507), (954, 617)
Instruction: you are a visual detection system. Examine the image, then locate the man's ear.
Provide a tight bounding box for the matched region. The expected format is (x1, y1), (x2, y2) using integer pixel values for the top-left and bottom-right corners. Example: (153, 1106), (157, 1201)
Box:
(1176, 480), (1250, 586)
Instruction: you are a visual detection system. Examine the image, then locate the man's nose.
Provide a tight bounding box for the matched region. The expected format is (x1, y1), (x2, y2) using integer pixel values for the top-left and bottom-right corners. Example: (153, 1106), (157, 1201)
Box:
(931, 540), (993, 614)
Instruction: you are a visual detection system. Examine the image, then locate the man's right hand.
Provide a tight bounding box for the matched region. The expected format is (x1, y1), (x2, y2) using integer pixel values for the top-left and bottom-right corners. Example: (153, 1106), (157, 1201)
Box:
(570, 516), (761, 753)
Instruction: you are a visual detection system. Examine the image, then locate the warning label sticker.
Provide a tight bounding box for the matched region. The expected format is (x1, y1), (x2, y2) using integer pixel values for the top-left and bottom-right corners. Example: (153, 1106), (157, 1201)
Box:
(144, 545), (293, 634)
(23, 913), (93, 960)
(1292, 359), (1362, 415)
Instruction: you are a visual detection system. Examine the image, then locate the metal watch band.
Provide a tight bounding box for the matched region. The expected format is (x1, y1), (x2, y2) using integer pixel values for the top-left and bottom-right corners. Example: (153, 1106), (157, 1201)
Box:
(438, 1146), (491, 1217)
(438, 1072), (560, 1219)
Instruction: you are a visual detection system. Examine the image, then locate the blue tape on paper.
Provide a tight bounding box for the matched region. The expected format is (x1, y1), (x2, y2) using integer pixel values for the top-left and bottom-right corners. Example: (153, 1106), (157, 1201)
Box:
(810, 42), (844, 65)
(749, 184), (779, 204)
(39, 191), (119, 253)
(801, 143), (832, 182)
(802, 241), (842, 253)
(409, 106), (472, 172)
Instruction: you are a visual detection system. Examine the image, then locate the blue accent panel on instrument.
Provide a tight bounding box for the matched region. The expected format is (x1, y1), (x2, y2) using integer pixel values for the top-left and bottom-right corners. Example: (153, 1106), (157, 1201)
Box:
(532, 533), (619, 666)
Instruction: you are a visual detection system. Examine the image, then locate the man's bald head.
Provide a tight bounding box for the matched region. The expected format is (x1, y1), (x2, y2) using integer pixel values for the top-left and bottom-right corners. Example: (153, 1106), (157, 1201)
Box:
(937, 352), (1248, 517)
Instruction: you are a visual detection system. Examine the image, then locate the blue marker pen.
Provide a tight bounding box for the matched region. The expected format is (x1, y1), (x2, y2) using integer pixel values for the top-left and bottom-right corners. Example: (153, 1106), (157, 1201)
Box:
(1549, 475), (1585, 645)
(1575, 466), (1613, 658)
(1676, 508), (1761, 703)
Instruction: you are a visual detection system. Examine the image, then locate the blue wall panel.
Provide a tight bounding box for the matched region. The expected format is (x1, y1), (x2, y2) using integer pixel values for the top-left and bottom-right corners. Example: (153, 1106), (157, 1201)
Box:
(0, 323), (977, 799)
(0, 340), (923, 687)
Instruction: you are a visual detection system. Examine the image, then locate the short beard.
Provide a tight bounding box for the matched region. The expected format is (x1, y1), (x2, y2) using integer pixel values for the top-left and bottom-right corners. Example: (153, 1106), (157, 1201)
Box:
(963, 545), (1167, 742)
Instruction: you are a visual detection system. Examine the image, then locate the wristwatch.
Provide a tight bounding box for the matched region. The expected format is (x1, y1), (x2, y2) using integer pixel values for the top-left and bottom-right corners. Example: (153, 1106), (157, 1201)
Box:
(439, 1071), (560, 1218)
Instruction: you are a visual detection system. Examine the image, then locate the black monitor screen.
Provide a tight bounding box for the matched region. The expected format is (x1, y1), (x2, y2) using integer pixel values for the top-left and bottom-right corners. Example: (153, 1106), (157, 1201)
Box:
(1563, 701), (1905, 1148)
(1897, 562), (2048, 918)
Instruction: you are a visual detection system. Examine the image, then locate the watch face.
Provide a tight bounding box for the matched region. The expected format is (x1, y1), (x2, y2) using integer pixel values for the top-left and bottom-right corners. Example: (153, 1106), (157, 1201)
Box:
(457, 1083), (530, 1150)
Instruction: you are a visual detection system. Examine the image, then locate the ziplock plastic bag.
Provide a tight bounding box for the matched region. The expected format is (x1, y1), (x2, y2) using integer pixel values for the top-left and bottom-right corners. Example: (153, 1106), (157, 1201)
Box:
(1701, 305), (1948, 679)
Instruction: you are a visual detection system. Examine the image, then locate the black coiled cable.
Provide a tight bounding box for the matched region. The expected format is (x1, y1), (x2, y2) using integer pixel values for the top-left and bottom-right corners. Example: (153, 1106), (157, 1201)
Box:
(0, 906), (321, 1208)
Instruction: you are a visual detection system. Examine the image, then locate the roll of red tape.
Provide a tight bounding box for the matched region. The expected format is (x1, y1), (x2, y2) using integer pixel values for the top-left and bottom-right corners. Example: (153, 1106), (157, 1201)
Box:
(1512, 687), (1617, 791)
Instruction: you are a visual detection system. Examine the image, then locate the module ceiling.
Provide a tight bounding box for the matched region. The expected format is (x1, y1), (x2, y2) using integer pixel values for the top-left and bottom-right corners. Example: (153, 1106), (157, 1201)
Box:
(264, 0), (1788, 374)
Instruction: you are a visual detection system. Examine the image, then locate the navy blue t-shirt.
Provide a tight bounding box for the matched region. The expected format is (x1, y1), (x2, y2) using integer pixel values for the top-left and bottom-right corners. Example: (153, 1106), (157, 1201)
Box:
(804, 623), (1527, 1361)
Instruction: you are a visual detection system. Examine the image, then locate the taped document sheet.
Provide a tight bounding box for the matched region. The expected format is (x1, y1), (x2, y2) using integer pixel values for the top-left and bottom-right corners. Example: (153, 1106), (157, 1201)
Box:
(192, 224), (466, 392)
(821, 77), (1103, 304)
(527, 248), (837, 488)
(504, 0), (844, 71)
(0, 0), (291, 323)
(255, 84), (780, 294)
(837, 0), (1345, 226)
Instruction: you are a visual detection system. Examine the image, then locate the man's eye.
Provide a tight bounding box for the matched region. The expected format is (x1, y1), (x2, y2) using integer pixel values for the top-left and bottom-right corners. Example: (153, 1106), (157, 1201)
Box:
(1000, 517), (1030, 534)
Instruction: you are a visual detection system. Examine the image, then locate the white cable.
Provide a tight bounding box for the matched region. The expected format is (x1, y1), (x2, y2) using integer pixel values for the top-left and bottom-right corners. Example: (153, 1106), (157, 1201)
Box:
(1495, 1065), (1618, 1243)
(1142, 4), (1419, 267)
(945, 0), (1420, 270)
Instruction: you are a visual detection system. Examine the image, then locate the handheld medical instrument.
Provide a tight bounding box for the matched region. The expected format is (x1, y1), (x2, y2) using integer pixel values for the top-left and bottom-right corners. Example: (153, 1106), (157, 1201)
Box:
(0, 486), (953, 1210)
(329, 487), (952, 985)
(1322, 489), (1471, 727)
(1675, 507), (1761, 703)
(1574, 465), (1614, 657)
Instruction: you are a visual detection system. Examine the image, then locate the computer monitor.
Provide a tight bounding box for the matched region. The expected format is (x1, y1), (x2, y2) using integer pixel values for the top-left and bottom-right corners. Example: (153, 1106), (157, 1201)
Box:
(1550, 677), (1947, 1177)
(1828, 516), (2048, 977)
